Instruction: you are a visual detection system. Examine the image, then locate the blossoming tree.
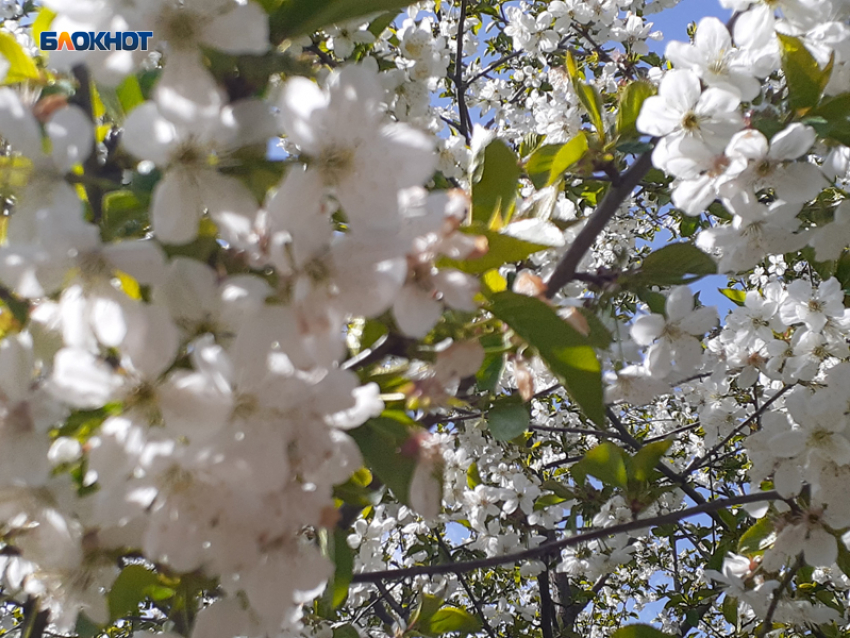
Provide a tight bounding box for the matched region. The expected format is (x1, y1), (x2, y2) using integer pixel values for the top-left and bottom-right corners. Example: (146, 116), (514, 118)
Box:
(0, 0), (848, 636)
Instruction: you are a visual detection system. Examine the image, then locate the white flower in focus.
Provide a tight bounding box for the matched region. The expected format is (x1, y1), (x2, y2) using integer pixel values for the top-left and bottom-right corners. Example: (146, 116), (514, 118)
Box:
(666, 17), (761, 100)
(637, 69), (743, 152)
(631, 286), (718, 378)
(721, 124), (826, 204)
(277, 65), (436, 228)
(122, 100), (272, 244)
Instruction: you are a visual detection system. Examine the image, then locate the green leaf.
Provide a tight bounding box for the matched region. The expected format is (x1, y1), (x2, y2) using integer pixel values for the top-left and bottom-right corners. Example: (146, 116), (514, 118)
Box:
(333, 626), (360, 638)
(368, 11), (397, 37)
(333, 470), (381, 508)
(471, 139), (520, 228)
(438, 226), (548, 274)
(578, 308), (613, 349)
(541, 479), (575, 500)
(108, 565), (160, 621)
(573, 441), (629, 489)
(476, 332), (506, 391)
(116, 75), (145, 115)
(270, 0), (411, 43)
(32, 8), (56, 52)
(836, 538), (850, 577)
(630, 439), (672, 482)
(466, 462), (483, 489)
(722, 595), (738, 625)
(0, 32), (40, 84)
(519, 132), (546, 159)
(487, 402), (530, 442)
(617, 80), (655, 140)
(611, 624), (677, 638)
(811, 92), (850, 145)
(533, 493), (568, 510)
(738, 517), (775, 557)
(567, 52), (606, 140)
(426, 607), (483, 636)
(328, 527), (354, 608)
(637, 288), (667, 315)
(777, 32), (833, 113)
(411, 593), (444, 631)
(102, 190), (149, 241)
(75, 614), (101, 638)
(635, 243), (717, 286)
(349, 416), (418, 506)
(525, 133), (589, 189)
(490, 291), (604, 425)
(719, 288), (746, 306)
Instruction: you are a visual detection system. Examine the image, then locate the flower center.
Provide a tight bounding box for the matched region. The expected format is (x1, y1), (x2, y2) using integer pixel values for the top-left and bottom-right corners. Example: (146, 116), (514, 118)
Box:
(316, 147), (355, 185)
(161, 9), (199, 49)
(682, 112), (701, 132)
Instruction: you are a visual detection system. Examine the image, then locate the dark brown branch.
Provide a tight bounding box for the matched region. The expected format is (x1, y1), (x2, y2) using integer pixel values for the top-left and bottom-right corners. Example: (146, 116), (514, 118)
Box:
(454, 0), (471, 142)
(351, 491), (778, 583)
(538, 568), (555, 638)
(545, 147), (655, 299)
(376, 581), (407, 622)
(757, 555), (802, 638)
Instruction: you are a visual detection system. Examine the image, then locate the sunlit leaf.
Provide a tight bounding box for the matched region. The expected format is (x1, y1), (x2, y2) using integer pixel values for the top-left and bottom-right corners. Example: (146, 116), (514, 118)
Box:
(490, 291), (604, 425)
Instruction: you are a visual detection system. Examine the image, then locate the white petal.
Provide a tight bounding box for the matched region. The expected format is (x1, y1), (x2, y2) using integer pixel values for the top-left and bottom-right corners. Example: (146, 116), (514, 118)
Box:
(47, 106), (94, 172)
(666, 286), (695, 321)
(394, 285), (442, 338)
(200, 172), (259, 238)
(773, 162), (826, 204)
(659, 69), (702, 115)
(122, 304), (179, 379)
(50, 348), (122, 409)
(434, 269), (478, 311)
(804, 527), (838, 567)
(769, 124), (816, 161)
(150, 168), (203, 245)
(102, 240), (167, 287)
(726, 129), (768, 161)
(695, 17), (732, 55)
(90, 294), (128, 348)
(770, 429), (806, 458)
(0, 88), (42, 158)
(154, 52), (225, 136)
(158, 370), (232, 442)
(277, 77), (328, 154)
(122, 101), (179, 165)
(631, 314), (665, 345)
(200, 2), (269, 54)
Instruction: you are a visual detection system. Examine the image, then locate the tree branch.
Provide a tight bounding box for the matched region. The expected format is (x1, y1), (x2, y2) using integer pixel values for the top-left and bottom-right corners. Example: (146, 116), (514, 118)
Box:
(436, 535), (499, 638)
(544, 147), (655, 299)
(684, 385), (792, 474)
(538, 567), (555, 638)
(351, 491), (778, 583)
(454, 0), (471, 142)
(758, 555), (802, 638)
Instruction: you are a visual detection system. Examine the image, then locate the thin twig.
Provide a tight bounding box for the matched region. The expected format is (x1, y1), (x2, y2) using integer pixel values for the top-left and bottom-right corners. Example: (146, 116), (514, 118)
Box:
(454, 0), (471, 142)
(437, 536), (499, 638)
(465, 50), (523, 85)
(351, 491), (778, 583)
(545, 148), (655, 299)
(685, 385), (792, 474)
(758, 555), (802, 638)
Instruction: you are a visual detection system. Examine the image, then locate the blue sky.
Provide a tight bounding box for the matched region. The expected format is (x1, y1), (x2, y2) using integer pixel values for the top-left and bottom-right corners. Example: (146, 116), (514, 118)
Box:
(647, 0), (730, 49)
